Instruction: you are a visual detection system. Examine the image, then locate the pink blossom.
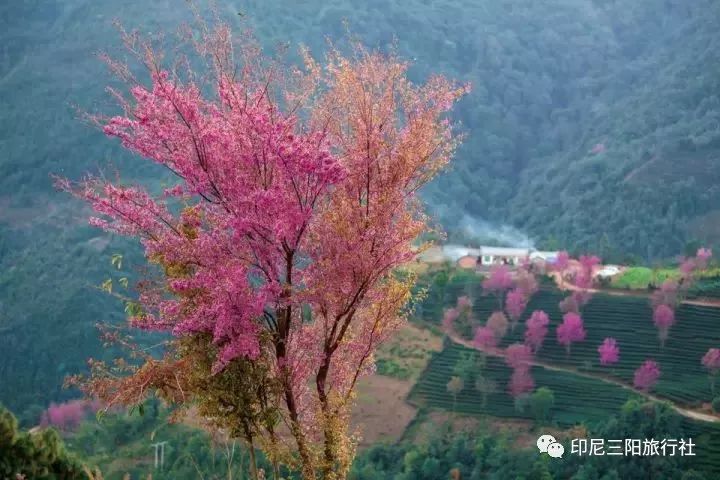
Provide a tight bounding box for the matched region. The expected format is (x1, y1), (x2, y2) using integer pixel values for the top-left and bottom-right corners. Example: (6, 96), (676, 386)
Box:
(651, 279), (679, 308)
(487, 311), (509, 340)
(579, 255), (601, 272)
(40, 399), (100, 431)
(552, 251), (570, 273)
(558, 295), (579, 314)
(442, 308), (460, 332)
(515, 270), (539, 297)
(680, 258), (697, 277)
(653, 304), (675, 329)
(524, 310), (550, 352)
(505, 343), (533, 369)
(482, 265), (513, 294)
(653, 304), (675, 346)
(456, 295), (472, 310)
(597, 338), (620, 366)
(505, 288), (528, 323)
(556, 312), (586, 355)
(508, 366), (535, 397)
(633, 360), (661, 391)
(473, 326), (498, 350)
(702, 348), (720, 374)
(572, 290), (593, 308)
(697, 248), (713, 270)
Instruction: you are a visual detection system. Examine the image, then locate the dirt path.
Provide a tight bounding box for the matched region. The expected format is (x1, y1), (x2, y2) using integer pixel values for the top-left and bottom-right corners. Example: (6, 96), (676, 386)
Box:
(443, 323), (719, 424)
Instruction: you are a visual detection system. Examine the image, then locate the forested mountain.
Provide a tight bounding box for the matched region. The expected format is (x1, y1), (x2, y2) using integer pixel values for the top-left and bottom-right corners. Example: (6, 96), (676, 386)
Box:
(1, 0), (719, 417)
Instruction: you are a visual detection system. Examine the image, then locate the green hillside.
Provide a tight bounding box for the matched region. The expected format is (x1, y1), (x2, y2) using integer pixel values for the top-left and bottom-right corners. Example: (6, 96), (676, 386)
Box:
(2, 0), (720, 427)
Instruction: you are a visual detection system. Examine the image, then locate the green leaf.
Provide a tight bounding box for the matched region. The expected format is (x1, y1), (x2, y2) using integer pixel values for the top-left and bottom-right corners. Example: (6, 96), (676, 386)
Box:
(119, 277), (129, 289)
(101, 279), (113, 294)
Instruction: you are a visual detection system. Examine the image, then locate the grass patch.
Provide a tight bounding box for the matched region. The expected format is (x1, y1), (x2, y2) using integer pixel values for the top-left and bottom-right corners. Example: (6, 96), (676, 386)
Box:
(611, 267), (679, 289)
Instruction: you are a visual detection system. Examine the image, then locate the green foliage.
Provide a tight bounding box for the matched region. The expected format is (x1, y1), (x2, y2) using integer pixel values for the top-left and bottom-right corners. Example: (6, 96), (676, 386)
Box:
(410, 344), (632, 426)
(0, 404), (85, 479)
(712, 397), (720, 413)
(612, 267), (679, 290)
(376, 358), (412, 380)
(350, 400), (717, 478)
(529, 387), (555, 425)
(68, 402), (281, 480)
(452, 351), (479, 385)
(558, 400), (705, 479)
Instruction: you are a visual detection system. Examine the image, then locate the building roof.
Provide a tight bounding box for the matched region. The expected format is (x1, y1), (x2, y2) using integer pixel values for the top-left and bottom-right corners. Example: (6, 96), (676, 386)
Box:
(530, 250), (559, 260)
(479, 246), (531, 257)
(442, 245), (481, 261)
(457, 255), (479, 269)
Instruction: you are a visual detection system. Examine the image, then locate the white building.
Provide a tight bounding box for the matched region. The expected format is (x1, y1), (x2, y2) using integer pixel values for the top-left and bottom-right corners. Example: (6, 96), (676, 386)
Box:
(417, 244), (559, 268)
(478, 246), (530, 266)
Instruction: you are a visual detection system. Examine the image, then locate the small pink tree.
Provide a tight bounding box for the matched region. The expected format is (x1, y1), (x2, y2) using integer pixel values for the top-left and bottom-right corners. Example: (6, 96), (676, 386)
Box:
(40, 399), (100, 431)
(473, 326), (498, 351)
(442, 307), (460, 333)
(697, 248), (713, 270)
(556, 312), (586, 356)
(505, 288), (528, 331)
(482, 265), (514, 308)
(680, 258), (697, 278)
(457, 295), (472, 313)
(652, 304), (676, 347)
(505, 343), (533, 369)
(515, 269), (539, 297)
(680, 247), (713, 282)
(524, 310), (550, 353)
(552, 251), (570, 287)
(487, 311), (510, 340)
(633, 360), (661, 392)
(651, 279), (679, 308)
(597, 338), (620, 366)
(558, 295), (579, 314)
(508, 366), (535, 398)
(702, 348), (720, 393)
(575, 255), (600, 290)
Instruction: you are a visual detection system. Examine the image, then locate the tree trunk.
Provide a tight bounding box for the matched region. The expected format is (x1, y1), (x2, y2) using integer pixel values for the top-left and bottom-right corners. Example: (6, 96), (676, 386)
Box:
(317, 357), (340, 479)
(248, 440), (259, 480)
(283, 382), (316, 479)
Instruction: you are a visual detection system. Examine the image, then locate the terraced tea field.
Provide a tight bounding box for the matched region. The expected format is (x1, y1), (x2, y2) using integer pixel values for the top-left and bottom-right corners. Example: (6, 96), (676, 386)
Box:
(408, 343), (633, 427)
(410, 291), (720, 473)
(415, 272), (720, 407)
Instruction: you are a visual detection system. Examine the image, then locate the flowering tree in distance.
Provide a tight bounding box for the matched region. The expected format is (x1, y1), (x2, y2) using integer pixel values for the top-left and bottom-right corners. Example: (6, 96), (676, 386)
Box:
(40, 399), (100, 432)
(505, 288), (528, 331)
(505, 343), (533, 369)
(473, 326), (498, 351)
(653, 304), (676, 347)
(556, 312), (586, 356)
(702, 348), (720, 393)
(59, 18), (467, 480)
(597, 338), (620, 366)
(552, 251), (570, 287)
(508, 366), (535, 398)
(633, 360), (661, 392)
(482, 265), (513, 308)
(487, 311), (510, 340)
(524, 310), (549, 353)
